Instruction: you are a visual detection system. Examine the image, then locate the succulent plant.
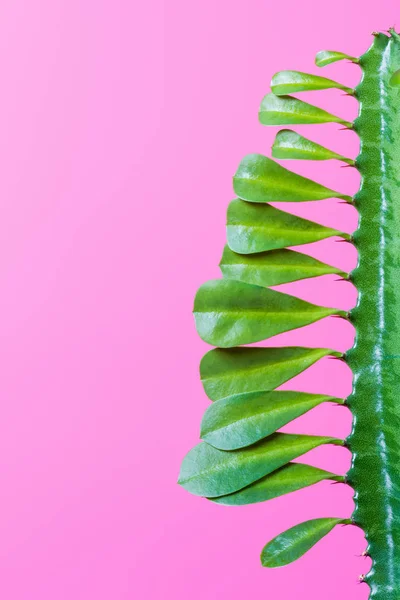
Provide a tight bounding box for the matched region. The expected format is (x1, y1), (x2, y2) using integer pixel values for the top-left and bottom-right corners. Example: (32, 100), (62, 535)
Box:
(178, 29), (400, 599)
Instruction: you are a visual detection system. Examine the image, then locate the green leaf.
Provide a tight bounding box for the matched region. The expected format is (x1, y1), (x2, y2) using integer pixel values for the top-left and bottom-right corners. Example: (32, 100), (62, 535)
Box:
(200, 390), (344, 450)
(271, 70), (353, 95)
(178, 433), (343, 497)
(390, 69), (400, 87)
(259, 94), (352, 128)
(233, 154), (351, 203)
(226, 199), (350, 254)
(315, 50), (359, 67)
(193, 279), (346, 348)
(220, 245), (347, 287)
(200, 346), (342, 401)
(272, 129), (354, 165)
(211, 463), (344, 505)
(261, 517), (350, 567)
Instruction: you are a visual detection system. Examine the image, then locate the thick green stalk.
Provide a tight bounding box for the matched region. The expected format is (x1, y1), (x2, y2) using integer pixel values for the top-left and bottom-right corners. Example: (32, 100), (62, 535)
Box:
(347, 32), (400, 599)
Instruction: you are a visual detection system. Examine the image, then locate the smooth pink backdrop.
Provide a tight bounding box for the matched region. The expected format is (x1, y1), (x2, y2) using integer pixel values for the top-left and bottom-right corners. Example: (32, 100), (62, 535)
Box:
(0, 1), (397, 598)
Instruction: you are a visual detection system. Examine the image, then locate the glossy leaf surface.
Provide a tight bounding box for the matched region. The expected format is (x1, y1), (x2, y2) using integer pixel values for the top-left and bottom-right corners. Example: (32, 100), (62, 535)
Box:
(211, 463), (344, 506)
(315, 50), (358, 67)
(261, 518), (349, 567)
(200, 346), (341, 401)
(200, 390), (343, 450)
(233, 154), (351, 203)
(194, 279), (345, 348)
(226, 199), (349, 254)
(178, 434), (342, 497)
(259, 93), (352, 128)
(272, 129), (354, 164)
(220, 245), (347, 287)
(271, 70), (353, 95)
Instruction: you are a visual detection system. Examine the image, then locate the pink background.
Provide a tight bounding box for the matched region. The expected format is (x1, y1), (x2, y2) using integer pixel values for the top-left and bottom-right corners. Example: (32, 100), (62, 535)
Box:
(0, 1), (397, 598)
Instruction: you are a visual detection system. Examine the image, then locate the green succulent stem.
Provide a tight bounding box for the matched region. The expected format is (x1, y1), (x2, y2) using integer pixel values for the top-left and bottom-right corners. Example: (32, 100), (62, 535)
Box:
(346, 32), (400, 600)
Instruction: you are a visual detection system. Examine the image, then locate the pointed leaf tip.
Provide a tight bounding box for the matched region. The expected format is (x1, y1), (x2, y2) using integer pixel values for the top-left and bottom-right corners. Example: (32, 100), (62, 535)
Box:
(271, 70), (354, 95)
(261, 517), (351, 567)
(315, 50), (359, 67)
